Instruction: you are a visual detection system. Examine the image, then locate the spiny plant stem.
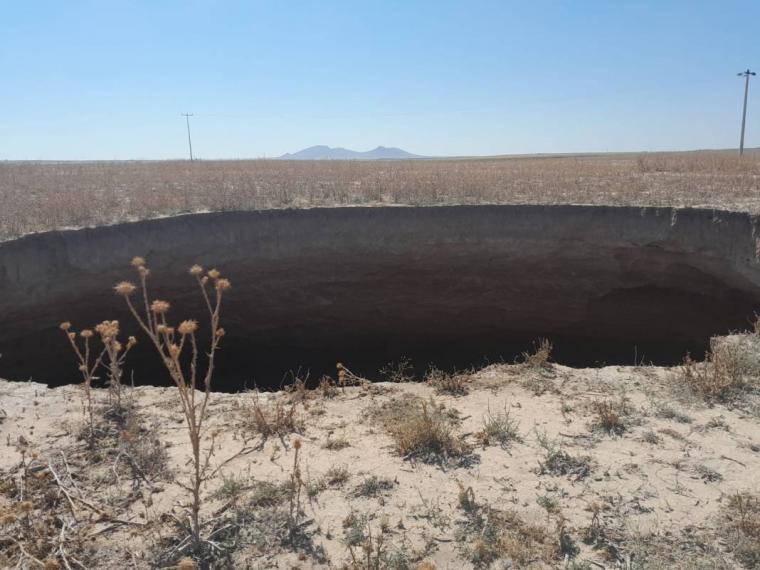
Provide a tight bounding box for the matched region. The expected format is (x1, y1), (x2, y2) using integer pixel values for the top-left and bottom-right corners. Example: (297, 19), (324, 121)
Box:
(115, 259), (229, 553)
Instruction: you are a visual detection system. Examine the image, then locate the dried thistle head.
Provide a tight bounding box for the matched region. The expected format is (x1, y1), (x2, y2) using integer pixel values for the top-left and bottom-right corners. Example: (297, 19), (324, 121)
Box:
(95, 320), (119, 340)
(114, 281), (137, 296)
(215, 327), (226, 337)
(150, 300), (171, 314)
(120, 430), (136, 443)
(127, 336), (137, 348)
(80, 329), (93, 339)
(216, 278), (231, 291)
(168, 344), (181, 358)
(189, 264), (204, 276)
(59, 322), (71, 331)
(0, 513), (17, 525)
(207, 268), (221, 280)
(131, 256), (146, 268)
(294, 438), (302, 450)
(67, 332), (76, 341)
(176, 558), (197, 570)
(17, 500), (33, 513)
(156, 324), (168, 334)
(178, 320), (198, 335)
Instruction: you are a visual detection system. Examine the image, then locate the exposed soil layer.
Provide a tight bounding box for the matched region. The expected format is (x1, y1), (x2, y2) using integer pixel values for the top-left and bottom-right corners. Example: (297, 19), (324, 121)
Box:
(1, 205), (760, 388)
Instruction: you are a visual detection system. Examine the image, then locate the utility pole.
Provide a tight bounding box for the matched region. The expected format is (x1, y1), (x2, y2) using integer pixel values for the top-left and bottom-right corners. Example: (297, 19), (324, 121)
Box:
(182, 113), (194, 161)
(738, 69), (756, 156)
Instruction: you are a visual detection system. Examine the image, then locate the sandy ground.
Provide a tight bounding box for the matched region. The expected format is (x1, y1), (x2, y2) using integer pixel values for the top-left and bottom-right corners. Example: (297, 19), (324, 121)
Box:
(1, 356), (760, 569)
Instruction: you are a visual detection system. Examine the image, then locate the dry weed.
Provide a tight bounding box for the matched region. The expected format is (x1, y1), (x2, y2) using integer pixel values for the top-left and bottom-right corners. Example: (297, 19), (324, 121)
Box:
(590, 396), (633, 436)
(521, 338), (553, 369)
(475, 404), (521, 448)
(425, 366), (471, 396)
(379, 357), (415, 383)
(115, 258), (229, 556)
(535, 431), (593, 480)
(371, 397), (472, 465)
(243, 392), (304, 438)
(59, 321), (136, 446)
(721, 492), (760, 567)
(679, 335), (760, 401)
(454, 483), (566, 568)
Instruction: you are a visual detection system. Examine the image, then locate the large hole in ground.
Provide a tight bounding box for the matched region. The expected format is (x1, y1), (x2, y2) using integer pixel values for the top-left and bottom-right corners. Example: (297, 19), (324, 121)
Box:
(1, 205), (760, 390)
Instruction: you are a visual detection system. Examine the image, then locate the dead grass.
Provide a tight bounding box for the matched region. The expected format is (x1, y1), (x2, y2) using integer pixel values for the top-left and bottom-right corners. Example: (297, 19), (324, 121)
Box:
(242, 393), (304, 438)
(679, 335), (760, 402)
(351, 476), (396, 499)
(535, 431), (593, 480)
(424, 366), (471, 396)
(369, 396), (472, 465)
(379, 357), (415, 383)
(3, 151), (760, 240)
(521, 338), (554, 369)
(590, 396), (634, 436)
(454, 483), (567, 568)
(721, 492), (760, 568)
(475, 405), (521, 448)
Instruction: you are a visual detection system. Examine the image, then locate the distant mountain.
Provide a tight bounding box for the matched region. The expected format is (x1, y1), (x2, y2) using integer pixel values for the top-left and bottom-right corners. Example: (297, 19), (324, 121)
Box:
(279, 145), (422, 160)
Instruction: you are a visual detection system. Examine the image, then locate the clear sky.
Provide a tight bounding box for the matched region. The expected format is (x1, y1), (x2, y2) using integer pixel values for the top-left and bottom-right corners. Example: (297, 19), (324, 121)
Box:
(2, 1), (759, 160)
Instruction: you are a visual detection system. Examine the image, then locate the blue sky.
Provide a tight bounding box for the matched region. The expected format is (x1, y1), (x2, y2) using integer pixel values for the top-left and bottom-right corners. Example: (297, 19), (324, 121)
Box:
(1, 1), (759, 159)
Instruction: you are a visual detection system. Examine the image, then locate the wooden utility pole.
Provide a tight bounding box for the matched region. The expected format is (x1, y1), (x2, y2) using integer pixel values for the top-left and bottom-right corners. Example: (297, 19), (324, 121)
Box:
(182, 113), (194, 161)
(738, 70), (755, 156)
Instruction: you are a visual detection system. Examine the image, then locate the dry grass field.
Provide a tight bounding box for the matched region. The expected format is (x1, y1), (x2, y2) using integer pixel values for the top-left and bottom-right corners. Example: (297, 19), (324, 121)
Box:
(1, 150), (760, 240)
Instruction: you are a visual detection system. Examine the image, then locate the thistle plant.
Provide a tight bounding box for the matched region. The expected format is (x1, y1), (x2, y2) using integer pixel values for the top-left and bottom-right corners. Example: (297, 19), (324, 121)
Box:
(114, 256), (229, 553)
(94, 320), (136, 412)
(60, 321), (136, 445)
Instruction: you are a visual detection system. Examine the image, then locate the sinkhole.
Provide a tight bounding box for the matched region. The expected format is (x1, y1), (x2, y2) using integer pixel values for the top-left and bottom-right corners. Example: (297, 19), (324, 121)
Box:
(1, 204), (760, 391)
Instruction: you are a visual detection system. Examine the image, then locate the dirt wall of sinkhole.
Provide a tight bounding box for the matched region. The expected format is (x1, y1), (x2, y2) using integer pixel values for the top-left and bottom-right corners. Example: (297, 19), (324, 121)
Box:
(1, 204), (760, 387)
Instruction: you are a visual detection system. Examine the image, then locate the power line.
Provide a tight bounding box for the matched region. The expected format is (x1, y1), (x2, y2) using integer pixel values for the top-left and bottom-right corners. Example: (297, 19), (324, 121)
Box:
(738, 69), (755, 156)
(182, 112), (194, 161)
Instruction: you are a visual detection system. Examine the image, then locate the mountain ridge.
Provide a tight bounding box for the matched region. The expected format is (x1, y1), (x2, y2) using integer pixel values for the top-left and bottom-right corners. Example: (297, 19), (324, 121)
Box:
(279, 145), (422, 160)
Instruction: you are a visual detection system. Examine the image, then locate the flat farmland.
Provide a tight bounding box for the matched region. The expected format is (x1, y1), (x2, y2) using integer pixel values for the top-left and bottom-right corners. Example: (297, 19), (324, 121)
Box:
(1, 150), (759, 240)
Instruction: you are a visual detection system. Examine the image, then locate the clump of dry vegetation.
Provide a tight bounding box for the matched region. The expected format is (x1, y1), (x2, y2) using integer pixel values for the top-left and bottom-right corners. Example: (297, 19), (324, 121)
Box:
(3, 151), (760, 241)
(341, 510), (419, 569)
(425, 366), (471, 396)
(536, 431), (593, 480)
(454, 483), (573, 568)
(59, 320), (137, 446)
(351, 475), (396, 499)
(379, 357), (415, 383)
(0, 402), (170, 569)
(721, 492), (760, 567)
(370, 397), (473, 465)
(590, 396), (634, 436)
(521, 338), (554, 369)
(475, 405), (521, 448)
(242, 392), (305, 439)
(679, 335), (760, 402)
(212, 439), (328, 566)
